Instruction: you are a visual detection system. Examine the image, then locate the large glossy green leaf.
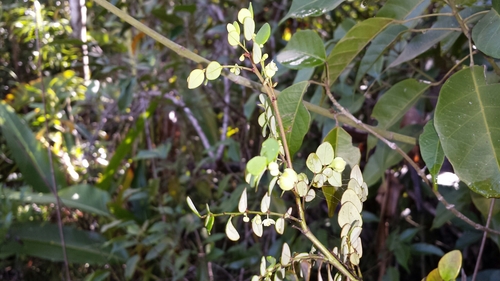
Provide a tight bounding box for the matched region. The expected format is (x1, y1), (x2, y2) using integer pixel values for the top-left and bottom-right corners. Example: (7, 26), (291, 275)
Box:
(434, 66), (500, 198)
(277, 81), (311, 157)
(280, 0), (345, 24)
(277, 30), (326, 69)
(323, 127), (361, 169)
(4, 185), (112, 217)
(372, 79), (429, 129)
(472, 9), (500, 59)
(355, 24), (408, 86)
(377, 0), (429, 20)
(389, 7), (483, 67)
(419, 120), (444, 177)
(0, 223), (127, 264)
(97, 101), (158, 190)
(326, 18), (394, 86)
(0, 102), (66, 193)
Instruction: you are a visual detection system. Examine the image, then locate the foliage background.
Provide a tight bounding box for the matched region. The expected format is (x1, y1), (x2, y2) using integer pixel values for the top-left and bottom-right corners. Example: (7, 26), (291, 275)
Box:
(1, 0), (500, 280)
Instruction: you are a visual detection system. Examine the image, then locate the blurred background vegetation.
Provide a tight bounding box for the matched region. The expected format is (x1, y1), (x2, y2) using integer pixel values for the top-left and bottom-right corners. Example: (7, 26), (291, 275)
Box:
(1, 0), (500, 280)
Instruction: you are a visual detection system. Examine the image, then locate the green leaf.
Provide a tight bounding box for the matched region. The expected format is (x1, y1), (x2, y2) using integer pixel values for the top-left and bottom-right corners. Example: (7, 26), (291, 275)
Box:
(118, 78), (136, 111)
(494, 0), (500, 14)
(0, 102), (66, 193)
(186, 196), (201, 217)
(426, 268), (444, 281)
(434, 66), (500, 198)
(355, 24), (408, 86)
(323, 127), (361, 169)
(327, 18), (394, 86)
(438, 250), (462, 281)
(187, 69), (205, 89)
(260, 138), (280, 162)
(206, 61), (222, 80)
(389, 7), (483, 67)
(0, 223), (127, 264)
(372, 79), (429, 129)
(97, 102), (158, 190)
(4, 185), (111, 217)
(280, 0), (345, 24)
(277, 30), (326, 69)
(377, 0), (429, 20)
(145, 241), (168, 261)
(472, 9), (500, 59)
(277, 81), (311, 157)
(125, 255), (140, 280)
(411, 243), (445, 257)
(247, 156), (268, 175)
(255, 23), (271, 45)
(419, 120), (444, 177)
(316, 142), (334, 166)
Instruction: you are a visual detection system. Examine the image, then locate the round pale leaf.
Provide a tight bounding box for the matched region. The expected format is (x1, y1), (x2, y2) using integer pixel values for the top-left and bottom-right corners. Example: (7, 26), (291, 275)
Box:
(228, 30), (240, 46)
(187, 69), (204, 89)
(244, 17), (255, 41)
(225, 217), (240, 241)
(338, 202), (362, 228)
(316, 142), (335, 166)
(238, 8), (252, 24)
(296, 181), (308, 197)
(306, 152), (323, 173)
(238, 188), (247, 212)
(206, 61), (222, 80)
(261, 192), (271, 213)
(350, 165), (363, 184)
(252, 215), (264, 237)
(305, 189), (316, 202)
(341, 189), (363, 213)
(327, 170), (342, 187)
(253, 42), (262, 64)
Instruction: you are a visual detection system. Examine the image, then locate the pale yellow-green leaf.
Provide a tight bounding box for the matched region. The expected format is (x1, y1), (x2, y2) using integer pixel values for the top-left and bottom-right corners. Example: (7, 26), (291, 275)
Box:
(187, 69), (205, 89)
(261, 192), (271, 212)
(233, 21), (240, 34)
(338, 202), (362, 228)
(296, 181), (308, 197)
(327, 170), (342, 187)
(253, 42), (262, 64)
(238, 8), (252, 24)
(275, 218), (285, 234)
(350, 252), (360, 265)
(306, 152), (323, 173)
(186, 196), (201, 217)
(313, 173), (325, 187)
(252, 214), (263, 237)
(341, 189), (362, 213)
(225, 217), (240, 241)
(244, 17), (255, 41)
(227, 23), (236, 33)
(350, 165), (363, 184)
(281, 243), (291, 265)
(438, 250), (462, 281)
(206, 61), (222, 80)
(260, 256), (266, 275)
(305, 189), (316, 202)
(279, 168), (298, 191)
(316, 142), (335, 166)
(228, 30), (240, 46)
(330, 157), (346, 172)
(238, 188), (247, 213)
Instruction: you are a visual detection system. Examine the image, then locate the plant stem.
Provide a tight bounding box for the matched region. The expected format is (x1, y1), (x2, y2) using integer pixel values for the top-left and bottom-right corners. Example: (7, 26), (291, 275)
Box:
(472, 199), (496, 281)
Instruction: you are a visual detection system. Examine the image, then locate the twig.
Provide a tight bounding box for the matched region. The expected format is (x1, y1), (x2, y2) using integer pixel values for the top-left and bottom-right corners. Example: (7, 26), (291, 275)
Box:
(216, 77), (231, 161)
(472, 199), (496, 281)
(164, 92), (215, 159)
(34, 2), (71, 280)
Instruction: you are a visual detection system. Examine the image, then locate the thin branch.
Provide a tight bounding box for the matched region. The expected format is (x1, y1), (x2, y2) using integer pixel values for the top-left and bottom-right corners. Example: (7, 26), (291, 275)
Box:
(34, 2), (71, 280)
(164, 92), (215, 159)
(472, 199), (496, 281)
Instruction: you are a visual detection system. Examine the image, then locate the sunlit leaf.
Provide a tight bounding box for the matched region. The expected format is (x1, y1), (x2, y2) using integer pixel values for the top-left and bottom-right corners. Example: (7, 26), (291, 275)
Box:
(277, 30), (326, 69)
(305, 189), (316, 202)
(261, 138), (280, 162)
(225, 217), (240, 241)
(327, 171), (342, 187)
(281, 243), (291, 265)
(280, 0), (345, 24)
(472, 9), (500, 59)
(187, 69), (205, 89)
(296, 181), (308, 197)
(275, 218), (285, 234)
(252, 41), (262, 63)
(316, 142), (334, 166)
(247, 156), (268, 176)
(438, 250), (462, 280)
(372, 79), (429, 129)
(206, 61), (222, 80)
(306, 153), (323, 173)
(338, 202), (362, 228)
(238, 188), (247, 212)
(434, 66), (500, 197)
(238, 8), (252, 24)
(277, 81), (311, 157)
(252, 215), (263, 237)
(341, 189), (362, 213)
(327, 18), (394, 86)
(261, 192), (271, 212)
(228, 30), (240, 46)
(419, 120), (444, 178)
(244, 17), (255, 41)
